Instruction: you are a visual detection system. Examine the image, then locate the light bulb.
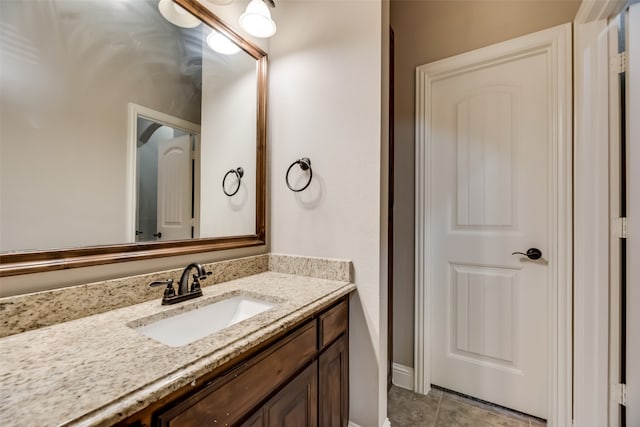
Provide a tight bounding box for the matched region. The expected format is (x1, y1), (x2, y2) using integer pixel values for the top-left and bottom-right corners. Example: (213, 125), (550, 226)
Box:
(239, 0), (276, 38)
(207, 31), (241, 55)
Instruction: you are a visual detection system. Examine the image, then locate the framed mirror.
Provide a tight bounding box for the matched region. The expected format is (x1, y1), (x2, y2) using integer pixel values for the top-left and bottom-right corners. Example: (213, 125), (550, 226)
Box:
(0, 0), (267, 276)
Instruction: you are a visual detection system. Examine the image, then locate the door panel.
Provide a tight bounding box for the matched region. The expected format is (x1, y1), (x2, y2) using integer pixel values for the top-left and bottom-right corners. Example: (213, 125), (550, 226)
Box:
(428, 41), (550, 418)
(451, 264), (517, 366)
(455, 90), (515, 229)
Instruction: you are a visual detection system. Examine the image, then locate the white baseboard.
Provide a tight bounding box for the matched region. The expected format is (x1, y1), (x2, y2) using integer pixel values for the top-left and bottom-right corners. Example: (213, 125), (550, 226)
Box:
(348, 418), (390, 427)
(392, 363), (414, 391)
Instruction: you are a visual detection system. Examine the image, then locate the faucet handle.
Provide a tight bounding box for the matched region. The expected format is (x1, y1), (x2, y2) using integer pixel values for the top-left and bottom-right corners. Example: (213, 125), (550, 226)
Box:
(150, 279), (175, 299)
(197, 271), (212, 280)
(190, 277), (201, 293)
(190, 271), (211, 293)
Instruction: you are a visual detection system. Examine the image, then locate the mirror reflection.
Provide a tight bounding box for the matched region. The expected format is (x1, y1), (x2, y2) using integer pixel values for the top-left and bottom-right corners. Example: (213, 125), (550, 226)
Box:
(134, 111), (200, 243)
(0, 0), (258, 252)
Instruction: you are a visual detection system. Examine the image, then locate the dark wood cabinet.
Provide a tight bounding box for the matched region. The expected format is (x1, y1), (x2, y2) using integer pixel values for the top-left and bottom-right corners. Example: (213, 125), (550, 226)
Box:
(263, 362), (318, 427)
(155, 322), (317, 427)
(319, 335), (348, 427)
(241, 410), (264, 427)
(121, 296), (350, 427)
(318, 300), (348, 349)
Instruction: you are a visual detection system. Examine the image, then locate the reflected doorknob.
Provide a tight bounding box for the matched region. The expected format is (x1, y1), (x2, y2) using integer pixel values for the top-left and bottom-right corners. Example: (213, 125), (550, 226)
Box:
(511, 248), (542, 260)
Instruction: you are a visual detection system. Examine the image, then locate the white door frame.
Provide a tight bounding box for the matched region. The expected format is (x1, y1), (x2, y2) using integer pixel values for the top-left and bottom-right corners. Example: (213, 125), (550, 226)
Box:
(573, 1), (627, 426)
(573, 16), (611, 427)
(125, 103), (201, 242)
(626, 3), (640, 423)
(414, 24), (573, 427)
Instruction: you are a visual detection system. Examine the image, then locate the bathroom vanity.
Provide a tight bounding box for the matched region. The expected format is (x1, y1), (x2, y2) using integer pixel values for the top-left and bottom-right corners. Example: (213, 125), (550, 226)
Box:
(0, 255), (355, 427)
(124, 297), (348, 426)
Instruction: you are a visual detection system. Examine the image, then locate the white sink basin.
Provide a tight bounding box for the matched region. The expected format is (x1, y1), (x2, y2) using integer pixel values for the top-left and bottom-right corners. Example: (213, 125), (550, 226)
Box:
(132, 295), (276, 347)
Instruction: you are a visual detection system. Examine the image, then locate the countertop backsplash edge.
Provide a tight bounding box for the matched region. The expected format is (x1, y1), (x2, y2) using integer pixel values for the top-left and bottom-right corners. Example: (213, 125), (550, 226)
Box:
(268, 253), (353, 282)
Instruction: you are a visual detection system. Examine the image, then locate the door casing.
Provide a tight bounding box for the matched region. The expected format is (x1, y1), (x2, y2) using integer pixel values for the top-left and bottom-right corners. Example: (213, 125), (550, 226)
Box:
(573, 1), (628, 425)
(414, 23), (573, 427)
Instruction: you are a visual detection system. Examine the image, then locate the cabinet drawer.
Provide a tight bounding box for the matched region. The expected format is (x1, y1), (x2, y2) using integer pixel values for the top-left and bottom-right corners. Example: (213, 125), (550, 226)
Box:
(156, 321), (317, 427)
(319, 299), (348, 349)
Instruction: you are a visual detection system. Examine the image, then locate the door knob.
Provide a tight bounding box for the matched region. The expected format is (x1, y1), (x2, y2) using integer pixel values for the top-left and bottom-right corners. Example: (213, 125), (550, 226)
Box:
(512, 248), (542, 260)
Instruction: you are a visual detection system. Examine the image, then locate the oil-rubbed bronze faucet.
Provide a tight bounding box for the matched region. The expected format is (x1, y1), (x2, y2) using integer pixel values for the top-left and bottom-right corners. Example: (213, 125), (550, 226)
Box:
(178, 263), (210, 295)
(149, 263), (211, 305)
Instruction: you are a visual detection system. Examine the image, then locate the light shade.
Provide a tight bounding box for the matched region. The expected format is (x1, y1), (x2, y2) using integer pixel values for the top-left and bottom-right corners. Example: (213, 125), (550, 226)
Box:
(239, 0), (276, 39)
(158, 0), (201, 29)
(207, 31), (241, 55)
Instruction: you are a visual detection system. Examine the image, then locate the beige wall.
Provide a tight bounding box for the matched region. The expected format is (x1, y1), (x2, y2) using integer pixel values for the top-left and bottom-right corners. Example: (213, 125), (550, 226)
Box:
(390, 0), (580, 368)
(269, 1), (387, 424)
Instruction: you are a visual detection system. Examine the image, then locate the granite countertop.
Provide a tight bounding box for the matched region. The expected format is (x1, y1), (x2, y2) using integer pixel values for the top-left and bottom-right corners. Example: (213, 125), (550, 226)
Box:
(0, 271), (355, 427)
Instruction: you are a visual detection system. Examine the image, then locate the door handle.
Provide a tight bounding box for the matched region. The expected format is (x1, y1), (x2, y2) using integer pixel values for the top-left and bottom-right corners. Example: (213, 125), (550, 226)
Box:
(512, 248), (542, 260)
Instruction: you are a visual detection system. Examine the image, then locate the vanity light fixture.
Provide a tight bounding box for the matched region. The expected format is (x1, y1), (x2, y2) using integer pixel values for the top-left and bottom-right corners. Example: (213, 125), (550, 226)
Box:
(158, 0), (201, 29)
(207, 30), (241, 55)
(239, 0), (276, 39)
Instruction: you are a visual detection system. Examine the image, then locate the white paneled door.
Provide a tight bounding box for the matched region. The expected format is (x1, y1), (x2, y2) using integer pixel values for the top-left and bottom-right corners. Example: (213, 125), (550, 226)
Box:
(157, 135), (192, 241)
(418, 25), (572, 420)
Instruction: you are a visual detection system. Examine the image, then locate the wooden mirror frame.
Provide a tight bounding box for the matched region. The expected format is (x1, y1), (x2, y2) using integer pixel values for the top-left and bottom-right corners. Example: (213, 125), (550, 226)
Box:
(0, 0), (267, 277)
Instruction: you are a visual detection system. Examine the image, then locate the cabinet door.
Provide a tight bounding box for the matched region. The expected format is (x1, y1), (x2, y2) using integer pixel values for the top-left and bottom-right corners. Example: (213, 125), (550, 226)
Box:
(241, 410), (264, 427)
(319, 335), (348, 427)
(263, 362), (318, 427)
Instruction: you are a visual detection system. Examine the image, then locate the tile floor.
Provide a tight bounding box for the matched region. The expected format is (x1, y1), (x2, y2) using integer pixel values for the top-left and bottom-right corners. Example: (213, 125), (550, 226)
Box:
(388, 385), (546, 427)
